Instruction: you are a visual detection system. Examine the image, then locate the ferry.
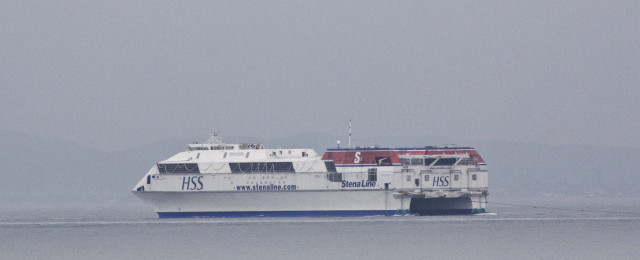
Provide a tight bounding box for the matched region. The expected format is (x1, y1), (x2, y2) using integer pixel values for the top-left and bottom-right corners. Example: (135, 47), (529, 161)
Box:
(132, 134), (488, 218)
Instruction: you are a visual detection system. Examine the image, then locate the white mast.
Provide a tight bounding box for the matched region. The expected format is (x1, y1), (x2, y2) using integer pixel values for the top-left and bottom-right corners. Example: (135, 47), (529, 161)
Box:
(348, 119), (352, 149)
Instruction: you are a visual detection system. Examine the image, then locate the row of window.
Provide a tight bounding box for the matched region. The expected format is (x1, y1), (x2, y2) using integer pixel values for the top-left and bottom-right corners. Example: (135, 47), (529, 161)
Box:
(159, 162), (299, 174)
(229, 162), (295, 173)
(326, 169), (377, 183)
(188, 145), (235, 151)
(327, 172), (343, 182)
(158, 163), (200, 174)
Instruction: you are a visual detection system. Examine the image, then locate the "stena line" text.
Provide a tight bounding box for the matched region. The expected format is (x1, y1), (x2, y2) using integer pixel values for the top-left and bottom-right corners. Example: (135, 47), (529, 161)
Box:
(341, 180), (376, 188)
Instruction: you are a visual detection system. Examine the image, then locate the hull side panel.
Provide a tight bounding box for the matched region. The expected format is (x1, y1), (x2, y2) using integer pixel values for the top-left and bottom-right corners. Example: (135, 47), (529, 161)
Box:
(158, 210), (396, 218)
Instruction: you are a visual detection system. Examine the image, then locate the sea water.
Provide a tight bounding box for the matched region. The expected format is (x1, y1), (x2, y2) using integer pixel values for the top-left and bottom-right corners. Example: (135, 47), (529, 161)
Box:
(1, 197), (639, 260)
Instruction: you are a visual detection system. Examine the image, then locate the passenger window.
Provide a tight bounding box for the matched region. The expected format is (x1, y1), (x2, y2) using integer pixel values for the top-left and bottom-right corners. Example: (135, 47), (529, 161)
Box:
(367, 168), (377, 182)
(472, 174), (477, 181)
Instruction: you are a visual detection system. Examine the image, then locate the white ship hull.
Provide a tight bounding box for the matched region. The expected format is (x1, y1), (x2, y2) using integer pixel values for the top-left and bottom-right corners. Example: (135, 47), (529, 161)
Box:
(133, 189), (486, 218)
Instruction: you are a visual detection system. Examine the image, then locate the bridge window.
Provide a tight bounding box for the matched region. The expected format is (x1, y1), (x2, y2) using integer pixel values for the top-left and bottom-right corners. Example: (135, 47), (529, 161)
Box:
(458, 157), (475, 165)
(433, 158), (457, 166)
(367, 168), (377, 182)
(401, 158), (411, 165)
(410, 158), (424, 166)
(424, 158), (437, 166)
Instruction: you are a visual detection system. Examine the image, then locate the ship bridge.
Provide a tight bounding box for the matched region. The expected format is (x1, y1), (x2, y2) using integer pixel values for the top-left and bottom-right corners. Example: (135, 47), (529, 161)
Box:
(187, 134), (265, 151)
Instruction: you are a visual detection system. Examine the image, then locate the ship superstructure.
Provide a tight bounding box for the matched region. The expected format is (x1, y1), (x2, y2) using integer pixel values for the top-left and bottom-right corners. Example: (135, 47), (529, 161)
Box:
(322, 146), (488, 214)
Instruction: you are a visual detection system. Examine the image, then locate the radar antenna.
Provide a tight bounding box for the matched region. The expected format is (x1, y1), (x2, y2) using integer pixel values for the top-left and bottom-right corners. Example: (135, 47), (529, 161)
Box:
(206, 132), (223, 145)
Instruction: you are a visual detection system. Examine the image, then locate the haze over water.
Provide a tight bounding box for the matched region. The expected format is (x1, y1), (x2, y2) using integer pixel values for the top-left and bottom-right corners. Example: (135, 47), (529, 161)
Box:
(2, 198), (639, 259)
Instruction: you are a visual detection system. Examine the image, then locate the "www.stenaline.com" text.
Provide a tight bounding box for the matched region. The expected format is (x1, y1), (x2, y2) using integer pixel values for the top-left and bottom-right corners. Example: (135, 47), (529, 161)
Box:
(235, 184), (297, 191)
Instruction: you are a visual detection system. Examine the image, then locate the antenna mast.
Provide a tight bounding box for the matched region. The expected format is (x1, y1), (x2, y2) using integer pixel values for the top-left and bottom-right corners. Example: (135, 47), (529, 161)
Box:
(348, 119), (352, 149)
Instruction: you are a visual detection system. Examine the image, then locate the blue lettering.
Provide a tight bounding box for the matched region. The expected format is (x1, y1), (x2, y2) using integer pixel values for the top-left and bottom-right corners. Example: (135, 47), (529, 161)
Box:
(190, 177), (197, 190)
(182, 177), (190, 190)
(431, 176), (450, 187)
(233, 184), (298, 191)
(197, 176), (204, 190)
(341, 180), (377, 188)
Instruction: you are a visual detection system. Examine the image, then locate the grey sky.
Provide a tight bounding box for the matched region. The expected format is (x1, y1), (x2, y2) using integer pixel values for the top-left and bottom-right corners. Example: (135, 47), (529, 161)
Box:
(2, 1), (639, 150)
